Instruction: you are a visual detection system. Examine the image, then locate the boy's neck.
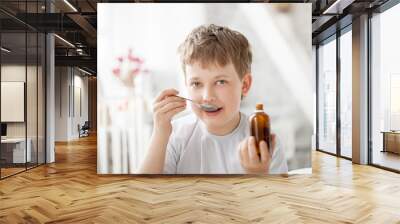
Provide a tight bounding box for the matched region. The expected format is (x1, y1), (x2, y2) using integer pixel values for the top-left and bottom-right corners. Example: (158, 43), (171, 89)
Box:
(206, 112), (241, 136)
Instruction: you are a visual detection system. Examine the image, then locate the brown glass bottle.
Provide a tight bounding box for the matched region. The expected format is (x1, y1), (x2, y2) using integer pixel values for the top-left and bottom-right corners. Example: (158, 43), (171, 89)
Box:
(249, 103), (271, 156)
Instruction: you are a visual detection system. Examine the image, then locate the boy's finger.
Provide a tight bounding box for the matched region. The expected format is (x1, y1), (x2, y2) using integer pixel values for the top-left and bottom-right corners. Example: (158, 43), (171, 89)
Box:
(165, 105), (186, 119)
(154, 96), (185, 112)
(259, 140), (270, 164)
(239, 140), (249, 165)
(270, 134), (276, 155)
(154, 89), (179, 103)
(248, 136), (259, 163)
(159, 101), (186, 114)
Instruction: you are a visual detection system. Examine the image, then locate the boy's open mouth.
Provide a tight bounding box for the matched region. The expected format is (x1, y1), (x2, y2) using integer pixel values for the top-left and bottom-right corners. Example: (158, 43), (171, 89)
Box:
(204, 106), (223, 115)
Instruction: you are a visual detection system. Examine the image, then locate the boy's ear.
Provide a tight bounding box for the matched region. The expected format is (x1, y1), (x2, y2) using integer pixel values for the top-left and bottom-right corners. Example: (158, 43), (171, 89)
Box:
(241, 73), (252, 97)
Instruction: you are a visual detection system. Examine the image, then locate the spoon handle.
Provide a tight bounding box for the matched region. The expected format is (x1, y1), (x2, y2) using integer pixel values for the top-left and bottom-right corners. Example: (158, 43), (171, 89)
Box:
(176, 95), (195, 103)
(176, 95), (218, 112)
(176, 95), (204, 109)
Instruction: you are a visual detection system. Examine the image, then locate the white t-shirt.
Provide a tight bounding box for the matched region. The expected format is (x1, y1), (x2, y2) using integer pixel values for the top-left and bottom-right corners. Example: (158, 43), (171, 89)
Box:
(163, 112), (288, 174)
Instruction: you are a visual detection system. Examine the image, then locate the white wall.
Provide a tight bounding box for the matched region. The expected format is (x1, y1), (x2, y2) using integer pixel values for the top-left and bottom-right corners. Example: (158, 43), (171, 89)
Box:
(1, 66), (26, 135)
(55, 66), (68, 141)
(55, 67), (89, 141)
(71, 72), (89, 138)
(1, 65), (40, 138)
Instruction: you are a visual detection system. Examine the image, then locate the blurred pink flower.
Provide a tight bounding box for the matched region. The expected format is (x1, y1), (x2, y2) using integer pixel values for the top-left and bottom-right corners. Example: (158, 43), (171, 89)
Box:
(111, 49), (148, 88)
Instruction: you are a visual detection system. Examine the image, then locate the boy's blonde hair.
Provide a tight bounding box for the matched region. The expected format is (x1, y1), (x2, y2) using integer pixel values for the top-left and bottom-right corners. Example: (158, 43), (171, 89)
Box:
(178, 24), (252, 79)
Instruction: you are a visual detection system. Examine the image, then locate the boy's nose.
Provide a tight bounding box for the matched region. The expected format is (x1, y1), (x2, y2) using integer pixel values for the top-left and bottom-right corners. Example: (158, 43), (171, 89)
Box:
(202, 87), (217, 103)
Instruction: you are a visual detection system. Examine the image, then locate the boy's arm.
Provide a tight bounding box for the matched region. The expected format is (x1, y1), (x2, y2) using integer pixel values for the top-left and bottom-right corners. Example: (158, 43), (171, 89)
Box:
(138, 130), (170, 174)
(138, 89), (186, 174)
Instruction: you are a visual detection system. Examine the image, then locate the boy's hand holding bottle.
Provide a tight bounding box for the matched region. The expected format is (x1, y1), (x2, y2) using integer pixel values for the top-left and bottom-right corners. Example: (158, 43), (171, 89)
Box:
(239, 103), (276, 174)
(238, 134), (276, 174)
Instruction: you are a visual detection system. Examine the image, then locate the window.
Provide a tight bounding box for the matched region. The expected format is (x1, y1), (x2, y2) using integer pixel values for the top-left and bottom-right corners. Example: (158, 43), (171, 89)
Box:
(317, 37), (337, 154)
(371, 2), (400, 171)
(340, 28), (352, 158)
(0, 1), (47, 179)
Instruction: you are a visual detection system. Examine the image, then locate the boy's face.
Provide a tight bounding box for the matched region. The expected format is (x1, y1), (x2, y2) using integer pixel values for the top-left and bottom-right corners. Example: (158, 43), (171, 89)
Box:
(185, 61), (251, 135)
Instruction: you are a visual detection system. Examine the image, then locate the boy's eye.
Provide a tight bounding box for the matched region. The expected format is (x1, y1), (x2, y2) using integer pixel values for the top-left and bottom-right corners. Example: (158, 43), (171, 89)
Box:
(190, 81), (201, 87)
(216, 80), (227, 85)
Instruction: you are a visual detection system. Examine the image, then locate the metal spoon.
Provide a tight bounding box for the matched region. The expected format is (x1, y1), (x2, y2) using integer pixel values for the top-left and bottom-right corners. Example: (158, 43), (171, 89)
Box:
(176, 96), (220, 112)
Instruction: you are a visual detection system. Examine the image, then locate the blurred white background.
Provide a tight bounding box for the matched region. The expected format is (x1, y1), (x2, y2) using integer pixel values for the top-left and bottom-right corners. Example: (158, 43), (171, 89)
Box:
(97, 3), (313, 174)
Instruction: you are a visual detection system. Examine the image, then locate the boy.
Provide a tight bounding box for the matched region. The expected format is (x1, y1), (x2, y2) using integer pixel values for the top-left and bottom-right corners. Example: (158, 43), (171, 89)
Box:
(139, 24), (287, 174)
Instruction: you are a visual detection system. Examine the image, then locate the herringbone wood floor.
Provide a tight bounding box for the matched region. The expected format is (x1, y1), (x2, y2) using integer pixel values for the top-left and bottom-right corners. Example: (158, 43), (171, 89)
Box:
(0, 135), (399, 224)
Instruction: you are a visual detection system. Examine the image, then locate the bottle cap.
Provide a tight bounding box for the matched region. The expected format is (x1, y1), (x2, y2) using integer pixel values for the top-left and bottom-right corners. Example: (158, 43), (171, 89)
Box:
(256, 103), (263, 110)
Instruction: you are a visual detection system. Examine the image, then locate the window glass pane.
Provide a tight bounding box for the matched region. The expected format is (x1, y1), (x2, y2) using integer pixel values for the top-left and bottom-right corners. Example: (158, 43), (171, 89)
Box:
(313, 45), (317, 151)
(1, 30), (27, 177)
(371, 3), (400, 171)
(340, 29), (352, 158)
(38, 32), (45, 165)
(27, 31), (38, 169)
(318, 37), (337, 154)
